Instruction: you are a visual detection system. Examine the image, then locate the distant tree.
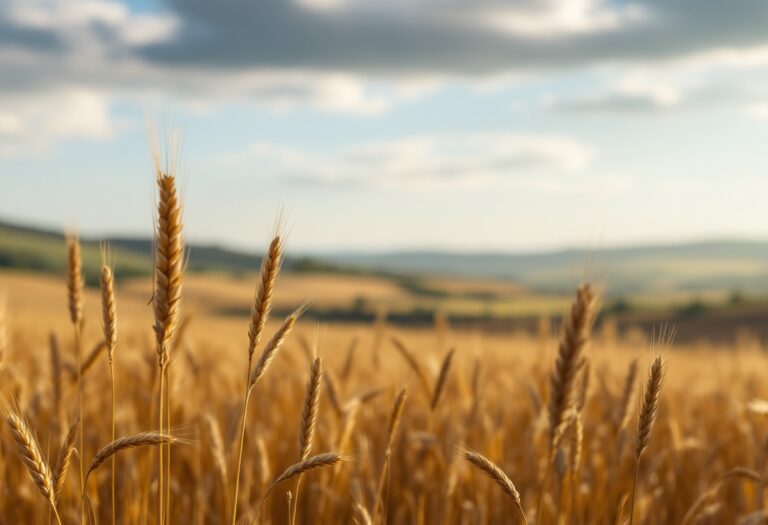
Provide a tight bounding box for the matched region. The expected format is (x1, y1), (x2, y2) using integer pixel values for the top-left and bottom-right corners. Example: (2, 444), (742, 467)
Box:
(728, 289), (745, 306)
(679, 298), (707, 318)
(352, 295), (367, 312)
(606, 297), (632, 314)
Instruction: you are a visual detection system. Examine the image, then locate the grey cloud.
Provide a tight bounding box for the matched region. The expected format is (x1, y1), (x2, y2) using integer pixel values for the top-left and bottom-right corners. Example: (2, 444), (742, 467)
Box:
(136, 0), (768, 74)
(0, 19), (62, 51)
(552, 93), (675, 113)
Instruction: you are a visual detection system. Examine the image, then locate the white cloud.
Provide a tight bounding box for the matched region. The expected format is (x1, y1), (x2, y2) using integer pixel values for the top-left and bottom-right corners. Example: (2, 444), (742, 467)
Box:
(470, 0), (650, 40)
(747, 102), (768, 119)
(224, 133), (595, 189)
(0, 88), (112, 155)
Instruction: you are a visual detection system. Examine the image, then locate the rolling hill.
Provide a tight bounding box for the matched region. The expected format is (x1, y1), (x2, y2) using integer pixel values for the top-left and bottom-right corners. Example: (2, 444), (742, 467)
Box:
(317, 242), (768, 295)
(0, 218), (345, 284)
(3, 217), (768, 296)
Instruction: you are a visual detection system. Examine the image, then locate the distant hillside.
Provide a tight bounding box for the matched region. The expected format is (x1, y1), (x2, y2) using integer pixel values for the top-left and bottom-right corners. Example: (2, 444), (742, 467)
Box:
(317, 242), (768, 294)
(4, 217), (768, 296)
(0, 218), (349, 284)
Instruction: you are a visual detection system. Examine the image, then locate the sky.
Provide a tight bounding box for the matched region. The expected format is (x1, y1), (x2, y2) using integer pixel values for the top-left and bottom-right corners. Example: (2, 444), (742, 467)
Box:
(1, 0), (768, 252)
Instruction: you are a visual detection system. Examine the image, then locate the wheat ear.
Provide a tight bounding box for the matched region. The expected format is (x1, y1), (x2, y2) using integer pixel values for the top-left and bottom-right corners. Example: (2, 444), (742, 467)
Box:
(204, 414), (228, 484)
(290, 356), (323, 524)
(8, 413), (61, 523)
(259, 453), (347, 522)
(431, 348), (455, 411)
(616, 359), (639, 432)
(340, 337), (358, 382)
(629, 354), (667, 525)
(49, 333), (63, 433)
(387, 388), (408, 452)
(548, 284), (596, 444)
(464, 450), (528, 524)
(537, 284), (596, 525)
(86, 433), (176, 484)
(299, 357), (323, 460)
(248, 234), (282, 360)
(391, 337), (432, 399)
(100, 259), (117, 362)
(249, 304), (307, 387)
(153, 172), (184, 360)
(53, 416), (79, 501)
(66, 235), (84, 330)
(636, 356), (665, 458)
(265, 453), (346, 498)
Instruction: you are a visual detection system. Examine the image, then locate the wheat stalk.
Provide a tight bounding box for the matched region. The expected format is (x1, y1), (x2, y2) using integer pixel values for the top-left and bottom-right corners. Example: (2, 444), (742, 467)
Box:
(431, 348), (455, 411)
(100, 246), (119, 525)
(387, 388), (408, 452)
(100, 259), (118, 362)
(374, 388), (408, 521)
(299, 357), (323, 460)
(249, 304), (307, 387)
(682, 467), (763, 525)
(86, 432), (177, 484)
(248, 234), (282, 360)
(152, 169), (184, 525)
(324, 370), (344, 419)
(49, 333), (63, 433)
(290, 356), (324, 524)
(8, 412), (61, 524)
(537, 284), (596, 525)
(204, 413), (228, 485)
(464, 450), (527, 524)
(53, 416), (79, 501)
(66, 235), (84, 330)
(391, 337), (431, 399)
(629, 354), (667, 525)
(636, 355), (665, 458)
(265, 453), (346, 498)
(340, 337), (358, 383)
(548, 284), (596, 444)
(354, 501), (373, 525)
(234, 303), (306, 524)
(616, 359), (639, 432)
(153, 172), (184, 360)
(66, 233), (85, 518)
(0, 293), (7, 370)
(259, 453), (347, 523)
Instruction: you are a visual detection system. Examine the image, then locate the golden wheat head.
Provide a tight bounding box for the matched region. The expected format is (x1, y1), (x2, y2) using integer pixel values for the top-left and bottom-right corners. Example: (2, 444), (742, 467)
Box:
(548, 284), (596, 444)
(248, 233), (283, 359)
(153, 172), (184, 366)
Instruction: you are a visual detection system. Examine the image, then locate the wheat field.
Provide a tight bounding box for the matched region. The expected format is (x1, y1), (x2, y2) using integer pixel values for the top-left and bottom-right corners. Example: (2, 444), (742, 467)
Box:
(1, 172), (767, 525)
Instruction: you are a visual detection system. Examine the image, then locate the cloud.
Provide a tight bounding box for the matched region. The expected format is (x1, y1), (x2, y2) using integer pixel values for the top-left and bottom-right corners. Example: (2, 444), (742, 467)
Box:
(747, 102), (768, 119)
(0, 88), (112, 156)
(549, 80), (681, 113)
(221, 133), (594, 188)
(2, 0), (768, 152)
(136, 0), (768, 75)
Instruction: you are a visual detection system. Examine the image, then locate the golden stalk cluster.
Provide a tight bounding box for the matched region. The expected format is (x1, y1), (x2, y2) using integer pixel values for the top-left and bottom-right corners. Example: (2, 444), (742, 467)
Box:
(5, 159), (768, 525)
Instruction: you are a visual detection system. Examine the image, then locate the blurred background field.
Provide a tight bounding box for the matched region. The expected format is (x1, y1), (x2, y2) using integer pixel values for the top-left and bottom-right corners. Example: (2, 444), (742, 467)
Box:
(4, 216), (768, 347)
